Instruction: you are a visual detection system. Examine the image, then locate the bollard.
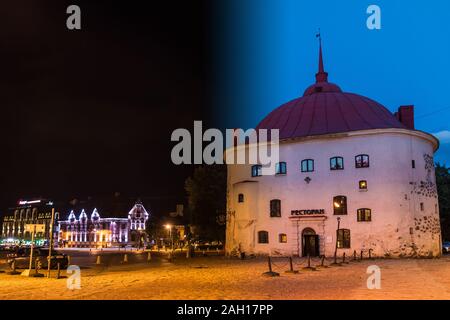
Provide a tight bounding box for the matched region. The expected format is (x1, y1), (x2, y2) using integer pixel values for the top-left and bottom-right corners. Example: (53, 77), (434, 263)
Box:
(369, 248), (373, 259)
(262, 256), (280, 277)
(285, 256), (299, 274)
(56, 262), (61, 279)
(7, 259), (20, 275)
(360, 250), (363, 261)
(302, 254), (316, 271)
(122, 254), (128, 264)
(330, 252), (341, 266)
(186, 248), (191, 259)
(216, 248), (220, 255)
(316, 255), (329, 269)
(342, 252), (349, 264)
(353, 250), (357, 261)
(96, 255), (102, 265)
(67, 255), (71, 265)
(202, 250), (206, 257)
(147, 251), (152, 262)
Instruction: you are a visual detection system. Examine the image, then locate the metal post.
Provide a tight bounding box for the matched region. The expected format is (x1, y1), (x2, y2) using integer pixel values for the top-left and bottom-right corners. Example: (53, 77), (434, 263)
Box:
(360, 250), (363, 260)
(289, 256), (294, 272)
(56, 262), (61, 279)
(307, 254), (311, 268)
(353, 250), (357, 261)
(47, 208), (55, 278)
(342, 252), (346, 263)
(369, 248), (373, 259)
(28, 225), (36, 272)
(320, 255), (325, 267)
(268, 256), (272, 273)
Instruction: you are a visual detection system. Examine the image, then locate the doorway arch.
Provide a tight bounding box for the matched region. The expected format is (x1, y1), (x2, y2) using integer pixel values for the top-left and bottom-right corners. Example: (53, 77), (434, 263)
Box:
(302, 227), (319, 257)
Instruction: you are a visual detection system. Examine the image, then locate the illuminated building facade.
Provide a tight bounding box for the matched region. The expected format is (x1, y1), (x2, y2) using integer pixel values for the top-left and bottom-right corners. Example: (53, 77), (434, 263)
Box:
(1, 200), (59, 246)
(58, 201), (149, 248)
(225, 44), (441, 258)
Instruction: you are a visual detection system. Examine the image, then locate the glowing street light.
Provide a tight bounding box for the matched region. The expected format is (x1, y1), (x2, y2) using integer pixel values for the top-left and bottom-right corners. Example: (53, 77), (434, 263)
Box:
(165, 224), (174, 251)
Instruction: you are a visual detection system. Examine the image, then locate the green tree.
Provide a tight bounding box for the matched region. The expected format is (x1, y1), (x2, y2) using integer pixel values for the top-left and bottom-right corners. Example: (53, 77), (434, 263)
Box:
(185, 165), (227, 241)
(436, 163), (450, 241)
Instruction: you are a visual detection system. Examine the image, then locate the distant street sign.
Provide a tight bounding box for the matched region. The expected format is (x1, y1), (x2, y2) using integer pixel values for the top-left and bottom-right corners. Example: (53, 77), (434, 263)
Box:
(25, 224), (45, 233)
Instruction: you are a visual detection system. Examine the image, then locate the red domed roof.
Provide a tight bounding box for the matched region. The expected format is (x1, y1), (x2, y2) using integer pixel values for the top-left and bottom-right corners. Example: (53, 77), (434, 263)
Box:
(256, 43), (405, 140)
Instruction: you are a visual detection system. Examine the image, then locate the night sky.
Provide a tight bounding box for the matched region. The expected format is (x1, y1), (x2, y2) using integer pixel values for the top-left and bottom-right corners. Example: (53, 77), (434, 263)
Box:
(0, 1), (211, 214)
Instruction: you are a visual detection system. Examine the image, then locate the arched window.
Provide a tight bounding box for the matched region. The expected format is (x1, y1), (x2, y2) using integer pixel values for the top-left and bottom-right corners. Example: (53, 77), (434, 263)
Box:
(251, 165), (262, 177)
(337, 229), (351, 248)
(330, 156), (344, 170)
(279, 233), (287, 243)
(301, 159), (314, 172)
(276, 162), (287, 175)
(333, 196), (347, 215)
(357, 208), (371, 222)
(238, 193), (244, 203)
(270, 199), (281, 217)
(355, 154), (369, 168)
(258, 231), (269, 244)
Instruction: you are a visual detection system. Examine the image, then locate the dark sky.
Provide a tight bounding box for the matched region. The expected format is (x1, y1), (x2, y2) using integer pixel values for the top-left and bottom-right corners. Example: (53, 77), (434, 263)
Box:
(0, 1), (211, 214)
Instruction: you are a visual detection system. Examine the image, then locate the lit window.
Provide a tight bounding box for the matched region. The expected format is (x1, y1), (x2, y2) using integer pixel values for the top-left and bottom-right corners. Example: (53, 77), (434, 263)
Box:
(359, 180), (367, 190)
(276, 162), (287, 175)
(357, 208), (371, 222)
(251, 165), (262, 177)
(337, 229), (351, 248)
(279, 233), (287, 243)
(333, 196), (347, 215)
(258, 231), (269, 244)
(355, 154), (369, 168)
(330, 157), (344, 170)
(270, 199), (281, 217)
(238, 194), (244, 203)
(301, 159), (314, 172)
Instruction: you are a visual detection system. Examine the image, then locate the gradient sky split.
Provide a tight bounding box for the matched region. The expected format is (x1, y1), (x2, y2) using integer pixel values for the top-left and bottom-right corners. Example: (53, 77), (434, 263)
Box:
(213, 0), (450, 164)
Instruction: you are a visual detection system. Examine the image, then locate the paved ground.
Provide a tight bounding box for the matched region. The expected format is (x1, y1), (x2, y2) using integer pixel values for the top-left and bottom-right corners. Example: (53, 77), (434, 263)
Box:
(1, 251), (450, 299)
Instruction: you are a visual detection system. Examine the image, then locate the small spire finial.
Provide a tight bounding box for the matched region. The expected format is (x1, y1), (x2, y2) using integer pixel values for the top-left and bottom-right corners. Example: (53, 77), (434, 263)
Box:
(315, 29), (328, 83)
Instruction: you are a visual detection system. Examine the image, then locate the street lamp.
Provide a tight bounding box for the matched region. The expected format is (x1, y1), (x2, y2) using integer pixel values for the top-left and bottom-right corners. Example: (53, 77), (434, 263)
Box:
(333, 217), (341, 264)
(165, 224), (173, 251)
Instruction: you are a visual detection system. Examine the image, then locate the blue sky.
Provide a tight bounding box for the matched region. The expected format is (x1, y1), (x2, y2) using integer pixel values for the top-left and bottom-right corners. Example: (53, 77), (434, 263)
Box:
(212, 0), (450, 164)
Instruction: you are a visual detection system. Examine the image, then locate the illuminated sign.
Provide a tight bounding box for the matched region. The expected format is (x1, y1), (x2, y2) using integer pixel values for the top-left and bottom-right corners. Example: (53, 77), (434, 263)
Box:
(291, 209), (325, 216)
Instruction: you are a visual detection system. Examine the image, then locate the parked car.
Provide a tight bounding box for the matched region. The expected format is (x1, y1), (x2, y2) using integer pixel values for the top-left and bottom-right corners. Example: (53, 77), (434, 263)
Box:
(443, 242), (450, 254)
(7, 247), (68, 269)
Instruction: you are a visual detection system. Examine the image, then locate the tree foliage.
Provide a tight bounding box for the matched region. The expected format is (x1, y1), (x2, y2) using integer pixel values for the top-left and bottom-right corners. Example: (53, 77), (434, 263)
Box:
(436, 163), (450, 241)
(185, 165), (227, 241)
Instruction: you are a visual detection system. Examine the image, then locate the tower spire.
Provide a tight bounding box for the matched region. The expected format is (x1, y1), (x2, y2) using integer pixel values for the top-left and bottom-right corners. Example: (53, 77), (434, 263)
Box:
(315, 30), (328, 83)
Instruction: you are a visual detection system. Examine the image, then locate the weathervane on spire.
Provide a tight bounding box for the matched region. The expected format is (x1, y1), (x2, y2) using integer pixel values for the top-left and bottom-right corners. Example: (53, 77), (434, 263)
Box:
(315, 28), (328, 83)
(316, 28), (321, 45)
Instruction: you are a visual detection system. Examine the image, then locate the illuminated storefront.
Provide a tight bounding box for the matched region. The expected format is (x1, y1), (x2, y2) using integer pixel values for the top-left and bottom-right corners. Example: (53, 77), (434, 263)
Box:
(1, 199), (59, 246)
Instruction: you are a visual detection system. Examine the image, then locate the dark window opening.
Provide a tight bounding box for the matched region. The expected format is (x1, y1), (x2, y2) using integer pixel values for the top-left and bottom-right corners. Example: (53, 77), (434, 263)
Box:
(357, 208), (371, 222)
(276, 162), (287, 175)
(355, 154), (370, 168)
(258, 231), (269, 244)
(238, 194), (244, 203)
(270, 199), (281, 217)
(412, 160), (415, 169)
(330, 157), (344, 170)
(251, 165), (262, 177)
(337, 229), (351, 248)
(301, 159), (314, 172)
